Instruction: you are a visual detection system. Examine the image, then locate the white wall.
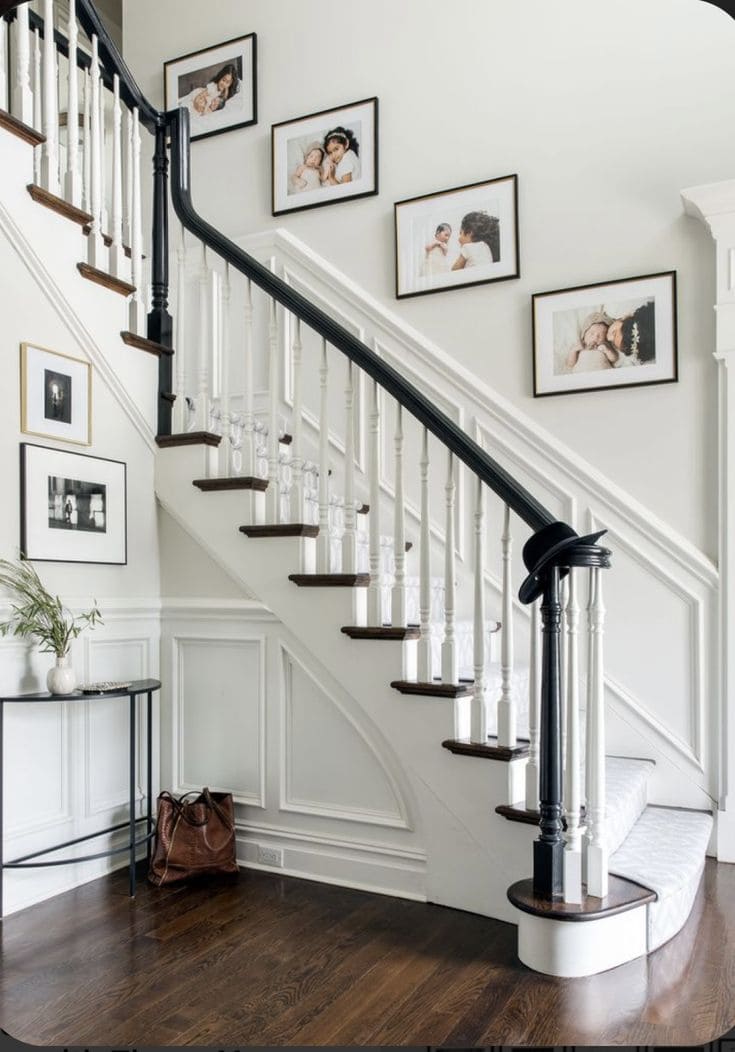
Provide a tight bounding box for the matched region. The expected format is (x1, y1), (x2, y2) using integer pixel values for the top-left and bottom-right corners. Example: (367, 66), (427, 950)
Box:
(123, 0), (735, 559)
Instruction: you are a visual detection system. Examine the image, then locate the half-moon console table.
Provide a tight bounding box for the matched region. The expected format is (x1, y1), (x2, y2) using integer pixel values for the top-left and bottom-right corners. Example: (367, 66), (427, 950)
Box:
(0, 678), (160, 918)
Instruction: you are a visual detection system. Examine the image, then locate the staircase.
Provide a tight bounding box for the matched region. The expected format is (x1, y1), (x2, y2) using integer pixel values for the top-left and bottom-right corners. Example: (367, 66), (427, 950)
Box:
(0, 0), (718, 978)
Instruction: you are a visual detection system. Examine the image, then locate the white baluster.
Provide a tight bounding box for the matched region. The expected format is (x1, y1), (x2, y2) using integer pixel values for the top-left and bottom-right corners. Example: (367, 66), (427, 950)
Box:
(13, 4), (33, 128)
(391, 405), (407, 627)
(317, 339), (330, 571)
(87, 35), (104, 268)
(40, 0), (60, 195)
(471, 478), (487, 743)
(289, 317), (304, 520)
(219, 263), (231, 474)
(128, 106), (145, 333)
(0, 17), (8, 113)
(32, 27), (41, 181)
(98, 73), (108, 233)
(266, 298), (280, 523)
(418, 427), (432, 681)
(585, 567), (608, 898)
(195, 242), (210, 431)
(367, 380), (382, 627)
(124, 106), (132, 248)
(82, 68), (90, 213)
(342, 361), (357, 574)
(563, 568), (583, 903)
(497, 504), (516, 748)
(441, 451), (457, 684)
(108, 73), (124, 277)
(64, 0), (81, 206)
(174, 224), (187, 432)
(239, 279), (254, 478)
(525, 599), (542, 809)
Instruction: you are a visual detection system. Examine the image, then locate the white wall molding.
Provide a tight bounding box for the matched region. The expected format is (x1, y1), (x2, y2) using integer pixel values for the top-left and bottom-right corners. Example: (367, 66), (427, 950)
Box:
(161, 597), (275, 622)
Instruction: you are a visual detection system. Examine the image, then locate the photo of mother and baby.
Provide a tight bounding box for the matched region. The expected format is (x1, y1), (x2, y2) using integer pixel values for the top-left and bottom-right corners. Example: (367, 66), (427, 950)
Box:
(557, 300), (656, 375)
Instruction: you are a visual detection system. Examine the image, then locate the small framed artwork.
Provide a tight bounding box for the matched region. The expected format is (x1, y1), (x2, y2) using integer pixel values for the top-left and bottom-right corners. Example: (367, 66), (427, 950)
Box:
(271, 97), (378, 216)
(164, 33), (257, 143)
(394, 175), (519, 299)
(21, 443), (127, 565)
(21, 343), (91, 445)
(532, 271), (678, 398)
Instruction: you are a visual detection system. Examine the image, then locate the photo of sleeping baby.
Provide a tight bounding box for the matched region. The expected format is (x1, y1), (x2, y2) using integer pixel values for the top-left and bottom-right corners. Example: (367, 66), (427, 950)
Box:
(286, 123), (362, 196)
(552, 297), (656, 376)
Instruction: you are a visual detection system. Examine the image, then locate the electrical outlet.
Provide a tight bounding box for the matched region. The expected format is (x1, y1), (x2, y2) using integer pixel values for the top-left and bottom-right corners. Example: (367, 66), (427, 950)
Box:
(257, 844), (283, 867)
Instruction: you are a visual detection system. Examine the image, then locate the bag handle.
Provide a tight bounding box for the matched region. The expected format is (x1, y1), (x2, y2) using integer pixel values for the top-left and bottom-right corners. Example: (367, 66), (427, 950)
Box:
(158, 788), (233, 830)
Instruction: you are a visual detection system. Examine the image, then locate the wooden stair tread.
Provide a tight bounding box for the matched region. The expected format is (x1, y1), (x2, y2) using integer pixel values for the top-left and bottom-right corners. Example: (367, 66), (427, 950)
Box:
(77, 262), (135, 297)
(121, 331), (174, 357)
(507, 875), (656, 922)
(391, 680), (472, 698)
(193, 477), (268, 492)
(85, 227), (133, 257)
(279, 433), (293, 445)
(27, 183), (92, 226)
(156, 432), (221, 448)
(1, 110), (45, 146)
(496, 802), (579, 829)
(357, 503), (370, 515)
(289, 573), (370, 587)
(341, 626), (420, 641)
(239, 524), (318, 538)
(442, 737), (530, 762)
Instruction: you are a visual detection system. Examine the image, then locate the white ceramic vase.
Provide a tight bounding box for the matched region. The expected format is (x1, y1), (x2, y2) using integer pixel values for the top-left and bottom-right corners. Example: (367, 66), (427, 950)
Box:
(47, 654), (76, 695)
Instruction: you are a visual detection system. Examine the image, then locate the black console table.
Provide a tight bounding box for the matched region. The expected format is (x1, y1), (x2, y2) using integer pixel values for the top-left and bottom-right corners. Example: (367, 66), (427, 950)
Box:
(0, 678), (160, 918)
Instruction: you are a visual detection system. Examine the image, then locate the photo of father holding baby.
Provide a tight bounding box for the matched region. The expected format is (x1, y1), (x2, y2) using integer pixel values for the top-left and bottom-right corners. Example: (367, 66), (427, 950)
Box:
(532, 272), (678, 398)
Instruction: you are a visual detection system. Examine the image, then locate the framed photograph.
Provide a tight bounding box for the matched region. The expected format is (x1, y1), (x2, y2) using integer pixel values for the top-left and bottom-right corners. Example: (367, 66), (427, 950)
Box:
(271, 97), (378, 216)
(20, 343), (91, 446)
(532, 271), (678, 398)
(394, 175), (519, 299)
(164, 33), (257, 143)
(21, 444), (127, 565)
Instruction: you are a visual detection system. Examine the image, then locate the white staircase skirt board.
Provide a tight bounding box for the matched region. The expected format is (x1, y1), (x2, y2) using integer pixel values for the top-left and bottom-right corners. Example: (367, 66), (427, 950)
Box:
(516, 903), (648, 978)
(609, 807), (713, 950)
(605, 756), (655, 855)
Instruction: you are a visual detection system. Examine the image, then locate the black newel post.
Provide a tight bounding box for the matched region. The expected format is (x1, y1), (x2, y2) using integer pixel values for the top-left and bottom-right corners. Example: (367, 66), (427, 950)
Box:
(148, 121), (173, 438)
(533, 564), (565, 899)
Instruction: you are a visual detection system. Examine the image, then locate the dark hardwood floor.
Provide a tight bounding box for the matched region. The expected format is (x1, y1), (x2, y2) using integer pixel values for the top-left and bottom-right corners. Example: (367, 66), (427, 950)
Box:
(1, 858), (734, 1046)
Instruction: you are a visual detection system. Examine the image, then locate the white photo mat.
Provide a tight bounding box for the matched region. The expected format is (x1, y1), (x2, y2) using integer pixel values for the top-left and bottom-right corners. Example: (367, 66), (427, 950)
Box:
(21, 343), (91, 445)
(21, 444), (127, 565)
(164, 34), (257, 142)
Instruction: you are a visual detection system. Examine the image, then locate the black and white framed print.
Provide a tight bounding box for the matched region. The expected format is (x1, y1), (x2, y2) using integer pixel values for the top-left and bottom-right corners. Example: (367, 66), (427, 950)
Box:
(272, 97), (378, 216)
(21, 444), (127, 565)
(394, 175), (519, 298)
(164, 33), (257, 143)
(21, 343), (91, 445)
(532, 271), (678, 397)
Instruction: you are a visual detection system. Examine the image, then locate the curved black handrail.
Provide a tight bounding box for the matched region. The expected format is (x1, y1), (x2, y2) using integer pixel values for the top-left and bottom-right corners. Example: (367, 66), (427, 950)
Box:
(167, 108), (553, 533)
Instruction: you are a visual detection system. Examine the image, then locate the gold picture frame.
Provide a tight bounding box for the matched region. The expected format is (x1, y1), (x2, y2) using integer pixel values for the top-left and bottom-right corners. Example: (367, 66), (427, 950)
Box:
(20, 343), (92, 446)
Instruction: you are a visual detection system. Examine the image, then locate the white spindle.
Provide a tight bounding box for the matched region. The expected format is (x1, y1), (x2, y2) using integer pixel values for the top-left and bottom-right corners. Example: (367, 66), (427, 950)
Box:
(108, 74), (124, 277)
(391, 405), (407, 627)
(585, 567), (608, 899)
(174, 225), (187, 432)
(0, 17), (8, 112)
(288, 317), (304, 518)
(471, 477), (487, 743)
(98, 73), (108, 233)
(563, 568), (583, 903)
(266, 297), (280, 523)
(40, 0), (60, 195)
(13, 4), (33, 128)
(124, 107), (133, 248)
(418, 427), (432, 681)
(242, 279), (256, 478)
(128, 106), (145, 333)
(32, 27), (41, 181)
(194, 242), (210, 431)
(317, 339), (330, 571)
(497, 504), (516, 747)
(525, 598), (542, 810)
(87, 36), (104, 268)
(441, 451), (457, 684)
(82, 69), (90, 212)
(219, 263), (232, 473)
(342, 361), (357, 573)
(367, 380), (382, 626)
(64, 0), (81, 206)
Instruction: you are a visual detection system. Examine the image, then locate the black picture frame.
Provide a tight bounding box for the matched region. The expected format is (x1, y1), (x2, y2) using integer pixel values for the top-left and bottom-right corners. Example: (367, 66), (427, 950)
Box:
(394, 174), (520, 299)
(164, 33), (257, 144)
(531, 271), (678, 398)
(20, 443), (127, 565)
(271, 97), (379, 217)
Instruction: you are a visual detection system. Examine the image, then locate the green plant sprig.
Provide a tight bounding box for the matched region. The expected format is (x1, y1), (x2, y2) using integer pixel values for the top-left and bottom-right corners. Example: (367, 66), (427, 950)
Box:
(0, 558), (102, 657)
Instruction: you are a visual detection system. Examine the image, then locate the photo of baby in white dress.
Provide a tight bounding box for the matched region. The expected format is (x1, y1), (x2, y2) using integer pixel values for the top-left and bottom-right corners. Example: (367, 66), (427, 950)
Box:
(286, 124), (362, 196)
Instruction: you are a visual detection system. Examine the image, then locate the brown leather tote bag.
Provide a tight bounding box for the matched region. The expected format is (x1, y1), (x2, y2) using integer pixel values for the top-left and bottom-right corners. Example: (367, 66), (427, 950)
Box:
(148, 788), (238, 887)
